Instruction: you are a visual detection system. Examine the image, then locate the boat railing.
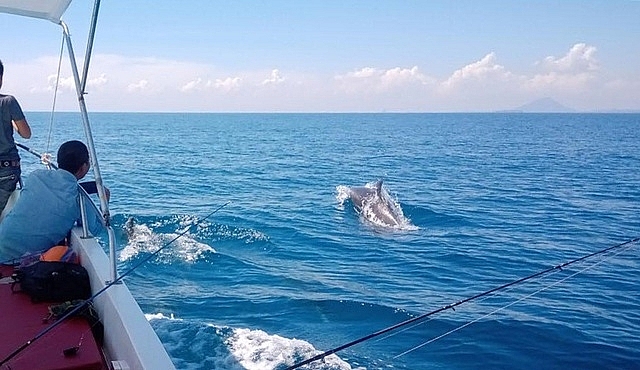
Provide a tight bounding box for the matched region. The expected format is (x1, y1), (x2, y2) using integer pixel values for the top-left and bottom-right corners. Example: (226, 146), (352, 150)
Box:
(79, 186), (117, 283)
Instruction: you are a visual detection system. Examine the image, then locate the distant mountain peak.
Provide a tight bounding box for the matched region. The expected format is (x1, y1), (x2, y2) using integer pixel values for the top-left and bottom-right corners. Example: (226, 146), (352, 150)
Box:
(515, 97), (574, 113)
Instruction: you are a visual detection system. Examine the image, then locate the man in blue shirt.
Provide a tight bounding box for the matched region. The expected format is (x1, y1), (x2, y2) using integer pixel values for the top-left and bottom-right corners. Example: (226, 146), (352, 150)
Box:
(0, 59), (32, 214)
(0, 140), (107, 262)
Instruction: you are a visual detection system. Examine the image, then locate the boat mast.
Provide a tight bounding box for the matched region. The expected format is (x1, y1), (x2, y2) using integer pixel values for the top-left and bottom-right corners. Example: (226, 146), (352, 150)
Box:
(81, 0), (101, 93)
(59, 0), (118, 282)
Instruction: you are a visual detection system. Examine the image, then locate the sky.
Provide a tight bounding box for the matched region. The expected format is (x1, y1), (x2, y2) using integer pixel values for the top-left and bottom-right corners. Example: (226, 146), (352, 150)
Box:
(1, 0), (639, 113)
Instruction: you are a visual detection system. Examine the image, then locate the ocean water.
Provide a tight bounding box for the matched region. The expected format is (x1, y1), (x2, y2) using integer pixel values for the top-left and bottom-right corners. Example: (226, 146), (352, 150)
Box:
(20, 112), (640, 369)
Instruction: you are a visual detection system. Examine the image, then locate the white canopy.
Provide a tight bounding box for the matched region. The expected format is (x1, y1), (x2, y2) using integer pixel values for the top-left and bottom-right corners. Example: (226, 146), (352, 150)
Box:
(0, 0), (72, 23)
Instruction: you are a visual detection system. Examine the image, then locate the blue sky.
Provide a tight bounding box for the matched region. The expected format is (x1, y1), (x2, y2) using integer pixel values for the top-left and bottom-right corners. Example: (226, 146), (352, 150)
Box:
(1, 0), (639, 112)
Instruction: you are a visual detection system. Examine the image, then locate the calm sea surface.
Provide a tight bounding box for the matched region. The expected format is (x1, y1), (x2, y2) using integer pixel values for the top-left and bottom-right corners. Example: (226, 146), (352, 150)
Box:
(21, 112), (640, 369)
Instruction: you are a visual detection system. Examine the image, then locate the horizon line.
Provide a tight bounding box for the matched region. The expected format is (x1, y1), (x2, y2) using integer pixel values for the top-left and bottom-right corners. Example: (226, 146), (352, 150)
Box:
(23, 110), (640, 115)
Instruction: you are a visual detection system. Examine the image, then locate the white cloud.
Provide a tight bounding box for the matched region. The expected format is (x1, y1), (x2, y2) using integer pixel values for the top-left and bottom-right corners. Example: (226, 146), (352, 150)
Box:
(87, 73), (108, 88)
(525, 71), (595, 91)
(262, 69), (285, 85)
(349, 67), (377, 79)
(381, 66), (431, 86)
(50, 75), (69, 91)
(128, 79), (149, 92)
(27, 71), (106, 95)
(5, 44), (638, 112)
(539, 43), (598, 72)
(214, 76), (242, 91)
(180, 78), (204, 92)
(335, 66), (432, 94)
(523, 43), (600, 93)
(180, 75), (243, 92)
(441, 52), (514, 90)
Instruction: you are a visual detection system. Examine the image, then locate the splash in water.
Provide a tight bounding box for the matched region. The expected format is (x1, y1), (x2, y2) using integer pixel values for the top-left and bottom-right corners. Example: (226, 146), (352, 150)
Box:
(121, 217), (215, 263)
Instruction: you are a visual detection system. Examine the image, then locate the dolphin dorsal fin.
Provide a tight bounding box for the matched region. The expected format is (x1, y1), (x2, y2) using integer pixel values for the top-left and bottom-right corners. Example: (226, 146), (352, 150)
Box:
(375, 180), (383, 196)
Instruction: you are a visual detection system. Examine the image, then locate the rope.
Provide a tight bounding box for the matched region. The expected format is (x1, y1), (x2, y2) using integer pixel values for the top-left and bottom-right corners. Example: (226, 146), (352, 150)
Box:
(285, 237), (640, 370)
(46, 32), (66, 153)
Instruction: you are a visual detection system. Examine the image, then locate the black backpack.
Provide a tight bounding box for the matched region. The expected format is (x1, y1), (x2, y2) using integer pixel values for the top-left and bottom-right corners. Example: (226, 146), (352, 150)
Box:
(12, 261), (92, 302)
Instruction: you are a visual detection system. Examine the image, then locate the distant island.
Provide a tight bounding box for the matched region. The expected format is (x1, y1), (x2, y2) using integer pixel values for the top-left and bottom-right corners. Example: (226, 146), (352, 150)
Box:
(498, 97), (575, 113)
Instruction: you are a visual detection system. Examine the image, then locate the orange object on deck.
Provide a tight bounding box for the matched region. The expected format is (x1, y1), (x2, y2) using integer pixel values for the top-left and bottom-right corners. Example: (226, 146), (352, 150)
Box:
(40, 246), (79, 264)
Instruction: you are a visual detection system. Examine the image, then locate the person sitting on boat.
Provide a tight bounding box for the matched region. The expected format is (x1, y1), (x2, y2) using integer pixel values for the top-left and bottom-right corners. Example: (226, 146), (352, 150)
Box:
(0, 59), (32, 214)
(0, 140), (108, 263)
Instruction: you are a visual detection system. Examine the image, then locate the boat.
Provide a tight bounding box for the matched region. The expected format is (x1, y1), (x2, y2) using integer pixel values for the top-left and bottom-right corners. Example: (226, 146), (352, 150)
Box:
(0, 1), (176, 369)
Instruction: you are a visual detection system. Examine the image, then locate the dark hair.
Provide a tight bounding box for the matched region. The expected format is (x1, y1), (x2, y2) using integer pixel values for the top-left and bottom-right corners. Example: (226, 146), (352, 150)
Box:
(57, 140), (89, 173)
(0, 59), (3, 76)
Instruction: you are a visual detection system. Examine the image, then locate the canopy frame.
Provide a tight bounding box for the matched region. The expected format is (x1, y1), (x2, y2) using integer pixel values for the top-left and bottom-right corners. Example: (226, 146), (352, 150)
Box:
(0, 0), (73, 23)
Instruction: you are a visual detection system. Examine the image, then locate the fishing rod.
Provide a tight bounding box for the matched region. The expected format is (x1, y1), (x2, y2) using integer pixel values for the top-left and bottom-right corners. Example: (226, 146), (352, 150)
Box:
(285, 236), (640, 370)
(16, 142), (55, 168)
(17, 141), (105, 201)
(0, 196), (230, 366)
(394, 242), (630, 359)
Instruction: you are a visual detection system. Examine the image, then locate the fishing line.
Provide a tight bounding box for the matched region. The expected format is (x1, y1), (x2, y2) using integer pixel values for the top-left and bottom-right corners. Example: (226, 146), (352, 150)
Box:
(0, 201), (230, 366)
(394, 242), (633, 358)
(285, 237), (639, 370)
(377, 262), (570, 344)
(374, 266), (564, 344)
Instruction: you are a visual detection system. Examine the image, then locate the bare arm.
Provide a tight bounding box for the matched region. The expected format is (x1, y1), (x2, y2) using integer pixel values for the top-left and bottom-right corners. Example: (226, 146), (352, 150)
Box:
(12, 118), (31, 139)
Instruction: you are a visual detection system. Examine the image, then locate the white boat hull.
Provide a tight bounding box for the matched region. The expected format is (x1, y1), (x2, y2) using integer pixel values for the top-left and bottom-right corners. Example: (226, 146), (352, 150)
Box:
(70, 226), (176, 370)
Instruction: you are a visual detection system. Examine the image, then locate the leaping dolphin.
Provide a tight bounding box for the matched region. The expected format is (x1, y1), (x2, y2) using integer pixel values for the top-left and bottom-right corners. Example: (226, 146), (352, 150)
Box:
(347, 180), (405, 228)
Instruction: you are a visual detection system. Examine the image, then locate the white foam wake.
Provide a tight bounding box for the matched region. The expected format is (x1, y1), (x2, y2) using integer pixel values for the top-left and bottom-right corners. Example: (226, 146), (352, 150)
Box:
(120, 222), (215, 263)
(226, 328), (355, 370)
(147, 313), (360, 370)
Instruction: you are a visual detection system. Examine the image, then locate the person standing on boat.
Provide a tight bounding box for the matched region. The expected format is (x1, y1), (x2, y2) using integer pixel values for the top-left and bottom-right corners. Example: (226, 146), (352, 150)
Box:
(0, 60), (32, 214)
(0, 140), (108, 262)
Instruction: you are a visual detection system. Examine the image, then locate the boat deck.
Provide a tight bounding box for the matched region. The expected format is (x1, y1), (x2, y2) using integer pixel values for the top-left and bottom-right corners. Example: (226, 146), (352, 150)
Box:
(0, 265), (107, 370)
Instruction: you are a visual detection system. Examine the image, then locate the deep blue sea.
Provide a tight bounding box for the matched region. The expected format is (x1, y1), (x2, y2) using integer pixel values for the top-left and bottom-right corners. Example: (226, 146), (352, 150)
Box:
(21, 112), (640, 370)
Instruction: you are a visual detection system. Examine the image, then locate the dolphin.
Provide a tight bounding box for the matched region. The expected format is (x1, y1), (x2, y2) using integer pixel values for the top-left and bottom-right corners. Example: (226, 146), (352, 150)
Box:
(347, 180), (404, 228)
(124, 216), (136, 239)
